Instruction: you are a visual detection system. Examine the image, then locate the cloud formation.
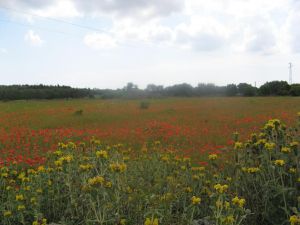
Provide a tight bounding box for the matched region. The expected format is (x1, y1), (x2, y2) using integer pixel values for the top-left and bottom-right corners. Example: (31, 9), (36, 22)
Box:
(2, 0), (300, 53)
(24, 30), (44, 46)
(73, 0), (184, 18)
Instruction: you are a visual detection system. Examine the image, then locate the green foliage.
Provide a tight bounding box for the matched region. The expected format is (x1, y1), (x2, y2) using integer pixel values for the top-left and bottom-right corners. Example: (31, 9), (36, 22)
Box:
(225, 118), (300, 225)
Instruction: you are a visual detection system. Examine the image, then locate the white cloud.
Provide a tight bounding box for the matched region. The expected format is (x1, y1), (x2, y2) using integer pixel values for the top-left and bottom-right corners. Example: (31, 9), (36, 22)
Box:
(3, 0), (300, 54)
(73, 0), (184, 19)
(32, 0), (80, 18)
(83, 33), (117, 49)
(286, 3), (300, 53)
(24, 30), (44, 46)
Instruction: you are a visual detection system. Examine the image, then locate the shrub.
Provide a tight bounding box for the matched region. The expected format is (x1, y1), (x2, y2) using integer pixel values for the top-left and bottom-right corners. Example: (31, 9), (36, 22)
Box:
(140, 101), (150, 109)
(74, 109), (83, 116)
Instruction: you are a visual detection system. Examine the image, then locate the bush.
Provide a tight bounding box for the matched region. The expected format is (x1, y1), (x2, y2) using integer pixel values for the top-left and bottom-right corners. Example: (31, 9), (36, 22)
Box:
(74, 109), (83, 116)
(139, 101), (150, 109)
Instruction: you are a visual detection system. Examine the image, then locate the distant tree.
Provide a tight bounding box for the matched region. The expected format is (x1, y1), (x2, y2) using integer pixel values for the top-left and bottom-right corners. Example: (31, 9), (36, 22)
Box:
(225, 84), (238, 96)
(146, 84), (164, 93)
(124, 82), (138, 91)
(238, 83), (257, 96)
(259, 81), (290, 96)
(195, 83), (225, 96)
(165, 83), (194, 97)
(289, 84), (300, 96)
(0, 85), (91, 101)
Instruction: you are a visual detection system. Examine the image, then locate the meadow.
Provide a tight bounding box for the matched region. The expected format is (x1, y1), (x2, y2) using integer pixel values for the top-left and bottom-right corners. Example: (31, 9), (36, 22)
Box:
(0, 97), (300, 225)
(1, 97), (300, 165)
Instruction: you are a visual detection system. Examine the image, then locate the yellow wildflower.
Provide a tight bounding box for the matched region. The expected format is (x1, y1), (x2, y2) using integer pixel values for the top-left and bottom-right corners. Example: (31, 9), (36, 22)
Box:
(79, 164), (94, 171)
(274, 160), (285, 166)
(264, 142), (275, 151)
(214, 184), (229, 193)
(1, 172), (8, 178)
(224, 215), (235, 224)
(144, 218), (159, 225)
(96, 150), (108, 159)
(247, 167), (260, 173)
(88, 176), (105, 186)
(184, 187), (193, 193)
(16, 194), (24, 201)
(17, 205), (25, 211)
(37, 166), (45, 172)
(281, 147), (291, 153)
(3, 210), (12, 217)
(234, 142), (243, 150)
(191, 196), (201, 205)
(232, 196), (246, 207)
(208, 154), (218, 160)
(290, 215), (300, 225)
(109, 163), (127, 173)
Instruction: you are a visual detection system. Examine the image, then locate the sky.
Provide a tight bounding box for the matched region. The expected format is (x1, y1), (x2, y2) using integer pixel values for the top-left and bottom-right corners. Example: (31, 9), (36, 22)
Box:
(0, 0), (299, 89)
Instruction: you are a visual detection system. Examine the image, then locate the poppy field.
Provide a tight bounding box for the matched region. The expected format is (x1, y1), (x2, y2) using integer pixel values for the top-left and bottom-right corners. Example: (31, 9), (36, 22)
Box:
(0, 97), (300, 225)
(1, 97), (300, 166)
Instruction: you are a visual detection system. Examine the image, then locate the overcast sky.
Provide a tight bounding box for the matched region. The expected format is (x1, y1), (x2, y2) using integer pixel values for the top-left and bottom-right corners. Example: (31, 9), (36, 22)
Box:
(0, 0), (299, 89)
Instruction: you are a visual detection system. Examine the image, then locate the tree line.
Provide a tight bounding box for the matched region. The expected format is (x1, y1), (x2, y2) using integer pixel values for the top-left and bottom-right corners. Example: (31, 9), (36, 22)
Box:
(0, 85), (91, 100)
(94, 81), (300, 99)
(0, 81), (300, 100)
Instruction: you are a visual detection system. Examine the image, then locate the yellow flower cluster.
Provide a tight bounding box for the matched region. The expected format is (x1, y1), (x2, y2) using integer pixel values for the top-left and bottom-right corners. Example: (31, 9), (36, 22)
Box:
(234, 142), (243, 150)
(281, 147), (291, 153)
(216, 200), (230, 209)
(208, 154), (218, 160)
(264, 142), (276, 151)
(87, 176), (105, 186)
(242, 167), (260, 173)
(109, 162), (127, 173)
(274, 160), (285, 166)
(290, 215), (300, 225)
(144, 218), (159, 225)
(232, 196), (246, 208)
(16, 194), (24, 201)
(79, 164), (94, 171)
(96, 150), (108, 159)
(223, 215), (235, 224)
(290, 141), (298, 148)
(3, 211), (12, 217)
(191, 166), (205, 171)
(32, 218), (47, 225)
(214, 184), (229, 193)
(191, 196), (201, 205)
(160, 156), (169, 162)
(55, 155), (73, 166)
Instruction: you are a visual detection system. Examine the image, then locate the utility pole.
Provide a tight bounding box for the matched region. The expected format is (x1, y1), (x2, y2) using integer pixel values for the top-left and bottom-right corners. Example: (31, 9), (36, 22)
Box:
(289, 62), (293, 84)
